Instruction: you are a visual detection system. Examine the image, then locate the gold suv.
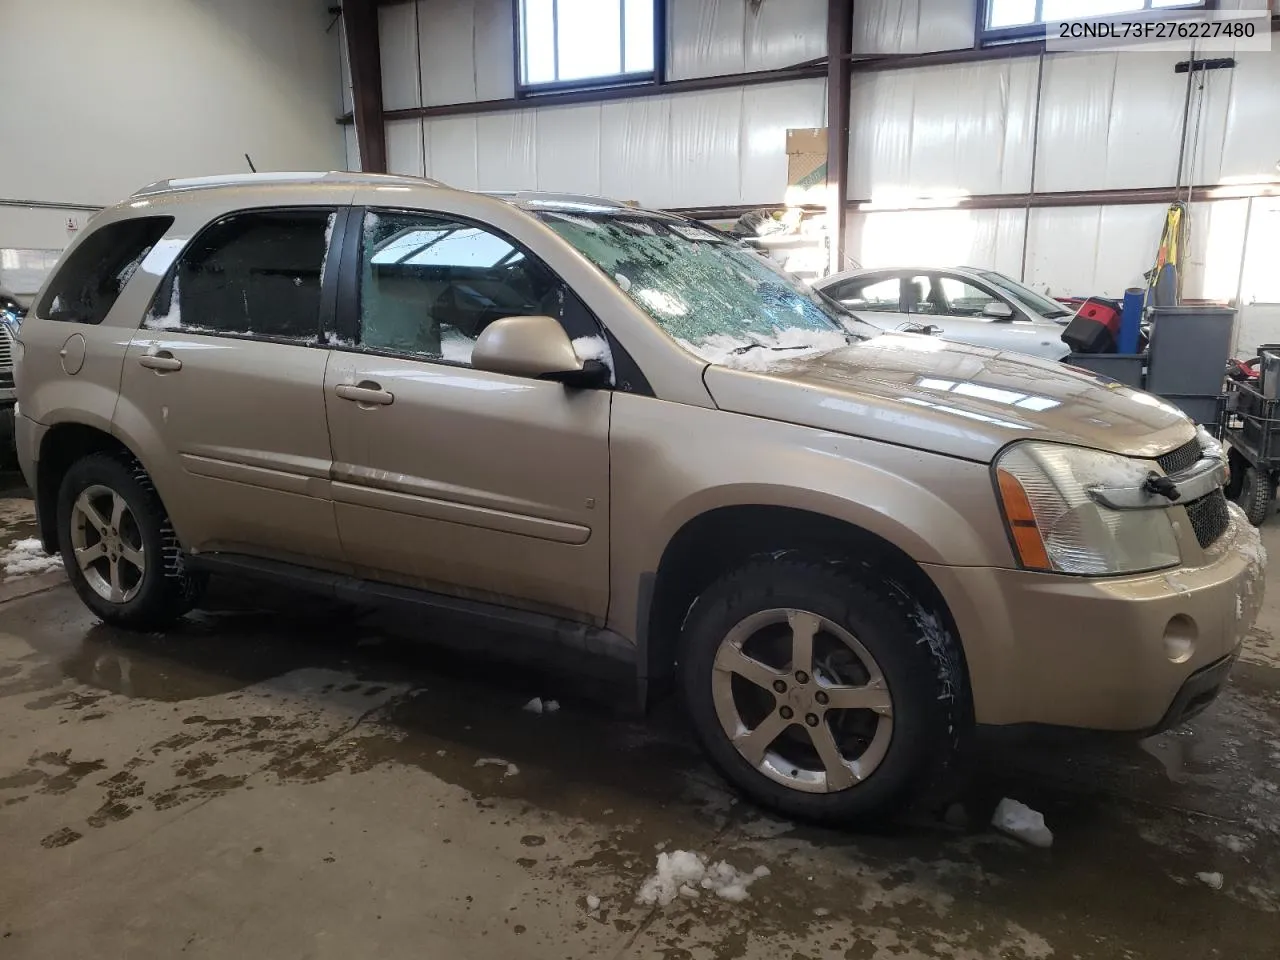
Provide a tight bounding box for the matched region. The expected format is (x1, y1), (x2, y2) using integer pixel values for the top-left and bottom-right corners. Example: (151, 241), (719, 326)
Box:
(13, 173), (1266, 822)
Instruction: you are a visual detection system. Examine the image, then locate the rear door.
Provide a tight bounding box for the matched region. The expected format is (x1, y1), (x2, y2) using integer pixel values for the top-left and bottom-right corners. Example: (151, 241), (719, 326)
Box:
(113, 207), (348, 567)
(323, 207), (611, 622)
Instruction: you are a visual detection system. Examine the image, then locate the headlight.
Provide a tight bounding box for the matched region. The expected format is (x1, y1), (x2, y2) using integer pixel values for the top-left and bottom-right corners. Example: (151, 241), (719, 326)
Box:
(994, 441), (1180, 575)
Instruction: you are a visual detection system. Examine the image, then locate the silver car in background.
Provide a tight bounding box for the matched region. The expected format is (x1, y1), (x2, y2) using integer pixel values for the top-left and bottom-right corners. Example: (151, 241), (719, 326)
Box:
(815, 266), (1073, 362)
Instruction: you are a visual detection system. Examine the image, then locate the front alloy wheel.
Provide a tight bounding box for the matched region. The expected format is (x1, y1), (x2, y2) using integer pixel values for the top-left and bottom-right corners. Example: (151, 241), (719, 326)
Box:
(712, 608), (894, 793)
(680, 559), (970, 823)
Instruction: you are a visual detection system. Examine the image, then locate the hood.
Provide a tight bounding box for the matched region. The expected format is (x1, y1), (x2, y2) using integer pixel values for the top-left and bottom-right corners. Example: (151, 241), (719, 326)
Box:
(703, 333), (1195, 463)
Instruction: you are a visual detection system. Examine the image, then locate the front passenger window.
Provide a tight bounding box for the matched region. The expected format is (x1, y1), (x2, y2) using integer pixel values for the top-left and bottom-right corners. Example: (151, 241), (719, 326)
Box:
(358, 211), (585, 366)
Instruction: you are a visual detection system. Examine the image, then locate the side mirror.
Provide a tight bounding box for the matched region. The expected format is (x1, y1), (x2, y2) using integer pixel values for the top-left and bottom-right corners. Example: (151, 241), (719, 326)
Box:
(471, 314), (609, 387)
(982, 301), (1015, 321)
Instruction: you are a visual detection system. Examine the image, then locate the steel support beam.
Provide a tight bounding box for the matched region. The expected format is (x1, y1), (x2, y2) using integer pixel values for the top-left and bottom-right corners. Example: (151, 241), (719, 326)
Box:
(344, 0), (388, 173)
(826, 0), (852, 274)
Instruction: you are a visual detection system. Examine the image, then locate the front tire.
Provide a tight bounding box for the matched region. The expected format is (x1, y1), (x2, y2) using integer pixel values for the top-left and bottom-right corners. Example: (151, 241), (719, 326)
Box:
(679, 558), (969, 824)
(56, 453), (206, 628)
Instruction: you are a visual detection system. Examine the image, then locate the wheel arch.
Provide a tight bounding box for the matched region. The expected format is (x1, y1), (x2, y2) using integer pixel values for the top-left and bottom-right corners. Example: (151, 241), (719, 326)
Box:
(643, 503), (971, 703)
(35, 422), (141, 553)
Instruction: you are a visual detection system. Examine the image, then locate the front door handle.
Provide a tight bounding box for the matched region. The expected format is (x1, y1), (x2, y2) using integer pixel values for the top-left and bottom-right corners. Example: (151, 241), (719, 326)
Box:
(335, 381), (394, 406)
(139, 350), (182, 372)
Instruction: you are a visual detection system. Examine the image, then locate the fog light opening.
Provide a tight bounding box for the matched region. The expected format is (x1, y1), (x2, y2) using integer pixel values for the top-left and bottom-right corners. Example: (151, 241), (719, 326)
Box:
(1163, 615), (1198, 664)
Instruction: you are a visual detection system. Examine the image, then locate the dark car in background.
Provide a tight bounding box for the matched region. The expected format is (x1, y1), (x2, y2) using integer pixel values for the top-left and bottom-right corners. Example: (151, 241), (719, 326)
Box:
(0, 286), (24, 463)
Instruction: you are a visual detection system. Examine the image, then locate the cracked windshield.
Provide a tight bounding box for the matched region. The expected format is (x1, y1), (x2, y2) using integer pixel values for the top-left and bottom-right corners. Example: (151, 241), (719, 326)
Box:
(537, 210), (876, 367)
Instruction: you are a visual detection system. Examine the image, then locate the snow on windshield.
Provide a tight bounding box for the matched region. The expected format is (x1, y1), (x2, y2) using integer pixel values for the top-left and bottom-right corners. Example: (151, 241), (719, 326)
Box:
(539, 211), (873, 367)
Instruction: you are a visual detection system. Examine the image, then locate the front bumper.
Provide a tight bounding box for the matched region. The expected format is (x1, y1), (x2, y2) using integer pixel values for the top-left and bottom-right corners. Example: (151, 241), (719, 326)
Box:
(925, 514), (1264, 731)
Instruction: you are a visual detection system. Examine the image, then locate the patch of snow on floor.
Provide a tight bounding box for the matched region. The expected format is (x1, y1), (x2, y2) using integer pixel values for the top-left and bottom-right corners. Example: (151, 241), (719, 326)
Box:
(991, 798), (1054, 848)
(474, 757), (519, 778)
(1197, 871), (1224, 890)
(1, 538), (62, 578)
(636, 850), (770, 906)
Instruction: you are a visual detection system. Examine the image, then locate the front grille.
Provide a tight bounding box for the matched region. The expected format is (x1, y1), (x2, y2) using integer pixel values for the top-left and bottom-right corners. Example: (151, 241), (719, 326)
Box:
(1157, 438), (1201, 476)
(1186, 489), (1230, 549)
(0, 331), (11, 369)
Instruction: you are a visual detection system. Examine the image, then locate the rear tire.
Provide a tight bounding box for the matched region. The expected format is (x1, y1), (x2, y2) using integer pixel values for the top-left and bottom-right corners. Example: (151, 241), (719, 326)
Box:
(1238, 465), (1273, 527)
(679, 558), (969, 824)
(56, 453), (206, 628)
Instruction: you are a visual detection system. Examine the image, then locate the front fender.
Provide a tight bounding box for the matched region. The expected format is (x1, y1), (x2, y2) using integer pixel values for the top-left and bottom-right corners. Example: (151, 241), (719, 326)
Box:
(606, 394), (1014, 640)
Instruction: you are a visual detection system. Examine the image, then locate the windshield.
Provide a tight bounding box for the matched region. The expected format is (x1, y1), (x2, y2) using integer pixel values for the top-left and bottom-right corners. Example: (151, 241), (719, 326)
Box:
(975, 270), (1072, 319)
(536, 209), (878, 368)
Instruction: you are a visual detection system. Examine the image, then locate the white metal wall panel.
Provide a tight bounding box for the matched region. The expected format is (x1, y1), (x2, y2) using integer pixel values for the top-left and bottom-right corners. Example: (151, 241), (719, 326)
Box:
(339, 16), (354, 115)
(425, 116), (480, 190)
(851, 0), (979, 56)
(473, 0), (517, 101)
(848, 59), (1037, 202)
(380, 1), (422, 110)
(1024, 205), (1164, 297)
(844, 208), (1028, 277)
(740, 79), (827, 204)
(1219, 48), (1280, 184)
(744, 0), (827, 72)
(1035, 51), (1190, 193)
(667, 0), (825, 80)
(418, 0), (480, 107)
(344, 125), (360, 172)
(385, 118), (427, 176)
(476, 111), (538, 190)
(669, 88), (743, 207)
(667, 0), (747, 79)
(535, 104), (603, 194)
(600, 97), (674, 206)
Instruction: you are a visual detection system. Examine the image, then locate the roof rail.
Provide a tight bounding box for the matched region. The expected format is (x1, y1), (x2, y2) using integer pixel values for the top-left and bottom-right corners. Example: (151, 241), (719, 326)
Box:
(485, 190), (635, 210)
(131, 171), (446, 198)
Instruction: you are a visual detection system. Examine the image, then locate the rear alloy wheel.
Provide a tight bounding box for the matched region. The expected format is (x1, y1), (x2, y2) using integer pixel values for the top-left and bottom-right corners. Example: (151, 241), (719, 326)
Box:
(56, 453), (206, 628)
(70, 484), (147, 604)
(680, 559), (969, 824)
(711, 609), (893, 793)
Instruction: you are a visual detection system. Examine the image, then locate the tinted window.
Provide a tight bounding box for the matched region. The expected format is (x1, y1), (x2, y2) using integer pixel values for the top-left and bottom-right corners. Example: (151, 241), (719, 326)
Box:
(358, 210), (596, 365)
(147, 209), (334, 340)
(829, 277), (900, 313)
(37, 216), (173, 324)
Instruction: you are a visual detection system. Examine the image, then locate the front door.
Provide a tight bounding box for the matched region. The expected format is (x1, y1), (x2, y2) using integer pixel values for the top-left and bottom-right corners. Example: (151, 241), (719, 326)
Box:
(323, 208), (611, 622)
(114, 207), (345, 567)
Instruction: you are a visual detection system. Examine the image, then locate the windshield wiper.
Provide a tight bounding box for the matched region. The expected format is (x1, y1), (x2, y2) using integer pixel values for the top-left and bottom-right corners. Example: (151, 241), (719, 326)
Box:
(730, 342), (818, 356)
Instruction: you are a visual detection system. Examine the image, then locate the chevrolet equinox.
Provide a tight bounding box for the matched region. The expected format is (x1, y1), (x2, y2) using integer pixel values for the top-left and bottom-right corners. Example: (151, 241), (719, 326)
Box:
(12, 173), (1266, 822)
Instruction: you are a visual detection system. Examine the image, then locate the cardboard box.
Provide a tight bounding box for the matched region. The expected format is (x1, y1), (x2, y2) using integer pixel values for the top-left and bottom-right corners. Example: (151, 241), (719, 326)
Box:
(786, 127), (828, 206)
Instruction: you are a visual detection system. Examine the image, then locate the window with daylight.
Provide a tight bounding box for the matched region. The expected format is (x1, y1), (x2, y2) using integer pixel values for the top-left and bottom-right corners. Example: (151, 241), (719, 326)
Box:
(985, 0), (1208, 36)
(519, 0), (657, 91)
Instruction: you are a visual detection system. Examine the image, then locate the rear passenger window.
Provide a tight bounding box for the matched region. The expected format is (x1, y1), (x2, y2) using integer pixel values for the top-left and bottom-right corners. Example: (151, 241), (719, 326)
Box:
(357, 210), (596, 365)
(37, 216), (174, 324)
(147, 208), (335, 340)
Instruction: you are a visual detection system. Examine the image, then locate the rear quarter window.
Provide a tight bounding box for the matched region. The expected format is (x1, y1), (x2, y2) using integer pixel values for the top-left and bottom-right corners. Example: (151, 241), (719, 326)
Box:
(36, 216), (174, 325)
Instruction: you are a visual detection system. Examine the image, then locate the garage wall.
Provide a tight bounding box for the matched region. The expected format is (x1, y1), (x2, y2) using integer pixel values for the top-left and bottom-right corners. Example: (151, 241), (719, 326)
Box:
(379, 0), (828, 208)
(0, 0), (346, 290)
(844, 0), (1280, 351)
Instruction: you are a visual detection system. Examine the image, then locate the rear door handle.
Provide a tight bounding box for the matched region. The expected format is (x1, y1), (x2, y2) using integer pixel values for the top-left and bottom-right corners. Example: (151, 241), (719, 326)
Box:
(139, 350), (182, 372)
(335, 381), (394, 406)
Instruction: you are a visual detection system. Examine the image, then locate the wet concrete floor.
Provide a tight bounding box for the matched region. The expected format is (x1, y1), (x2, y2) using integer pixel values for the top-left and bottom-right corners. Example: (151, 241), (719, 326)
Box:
(1, 496), (1279, 959)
